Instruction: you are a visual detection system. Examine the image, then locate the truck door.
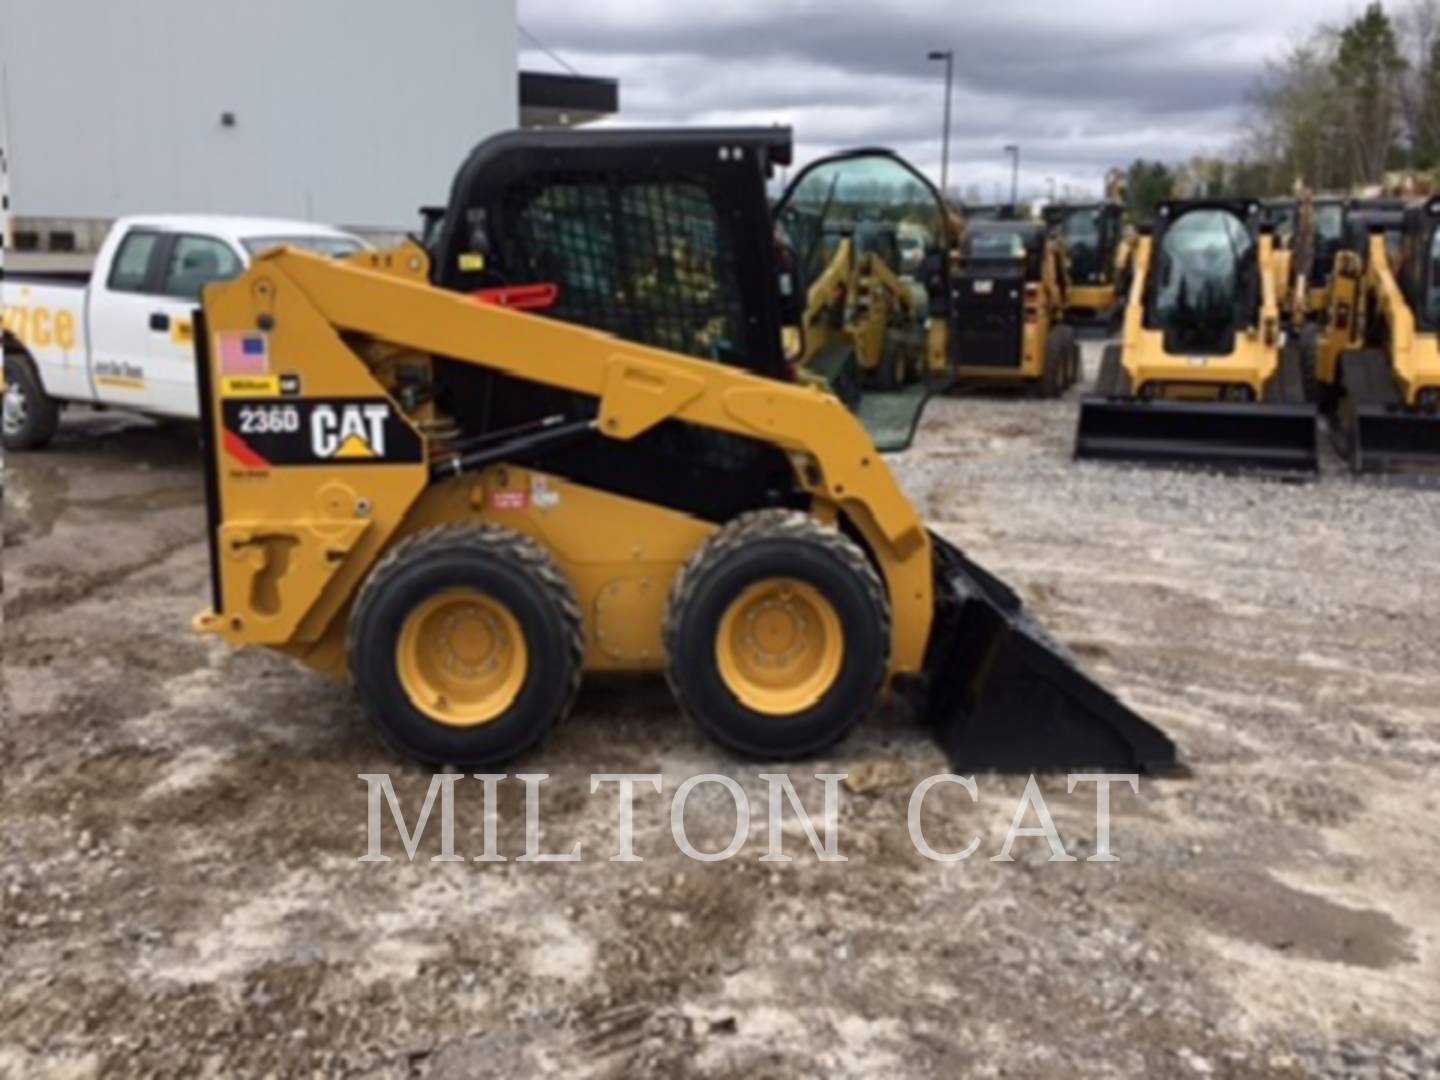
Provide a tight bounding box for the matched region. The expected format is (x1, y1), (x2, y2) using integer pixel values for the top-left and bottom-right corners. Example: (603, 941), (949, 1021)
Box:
(87, 228), (166, 407)
(147, 234), (243, 416)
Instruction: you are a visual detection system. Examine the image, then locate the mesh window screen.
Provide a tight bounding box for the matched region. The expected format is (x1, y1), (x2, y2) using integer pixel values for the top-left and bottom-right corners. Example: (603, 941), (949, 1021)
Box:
(497, 175), (745, 362)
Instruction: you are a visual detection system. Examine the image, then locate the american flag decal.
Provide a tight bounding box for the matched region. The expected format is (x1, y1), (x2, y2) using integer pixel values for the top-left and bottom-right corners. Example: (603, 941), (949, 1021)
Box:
(217, 332), (269, 375)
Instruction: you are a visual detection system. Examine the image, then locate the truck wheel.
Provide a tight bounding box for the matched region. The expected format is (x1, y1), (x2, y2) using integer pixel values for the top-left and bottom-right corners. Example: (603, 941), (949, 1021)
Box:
(663, 510), (890, 759)
(346, 524), (584, 766)
(3, 352), (60, 451)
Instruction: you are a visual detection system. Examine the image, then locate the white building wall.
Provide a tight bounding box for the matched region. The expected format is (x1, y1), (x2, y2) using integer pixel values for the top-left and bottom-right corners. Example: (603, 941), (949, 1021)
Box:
(0, 0), (518, 229)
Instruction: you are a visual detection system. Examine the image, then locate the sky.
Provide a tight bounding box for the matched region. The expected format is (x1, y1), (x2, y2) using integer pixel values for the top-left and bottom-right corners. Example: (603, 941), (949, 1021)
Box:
(519, 0), (1364, 201)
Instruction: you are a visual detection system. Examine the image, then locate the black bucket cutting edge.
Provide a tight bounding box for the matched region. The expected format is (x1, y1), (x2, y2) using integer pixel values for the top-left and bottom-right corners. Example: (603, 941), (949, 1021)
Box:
(916, 534), (1182, 774)
(1348, 406), (1440, 473)
(1075, 397), (1319, 474)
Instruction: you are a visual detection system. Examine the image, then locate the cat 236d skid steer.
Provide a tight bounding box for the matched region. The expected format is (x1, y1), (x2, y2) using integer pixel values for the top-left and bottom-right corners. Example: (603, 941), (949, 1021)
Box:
(191, 128), (1178, 771)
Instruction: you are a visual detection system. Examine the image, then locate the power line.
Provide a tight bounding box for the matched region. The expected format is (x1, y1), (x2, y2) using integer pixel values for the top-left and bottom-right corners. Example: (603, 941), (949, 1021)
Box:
(518, 22), (580, 75)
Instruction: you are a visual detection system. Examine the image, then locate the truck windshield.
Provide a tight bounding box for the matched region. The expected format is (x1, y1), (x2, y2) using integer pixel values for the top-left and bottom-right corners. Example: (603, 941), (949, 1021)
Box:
(242, 236), (365, 258)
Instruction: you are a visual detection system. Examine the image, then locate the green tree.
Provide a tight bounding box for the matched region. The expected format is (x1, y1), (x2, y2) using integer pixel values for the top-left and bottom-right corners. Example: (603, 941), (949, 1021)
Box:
(1333, 2), (1405, 182)
(1125, 160), (1175, 219)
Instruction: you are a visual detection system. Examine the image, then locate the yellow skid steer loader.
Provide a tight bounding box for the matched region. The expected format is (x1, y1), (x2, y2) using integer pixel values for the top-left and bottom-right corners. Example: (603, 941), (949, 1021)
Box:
(1075, 200), (1318, 473)
(1306, 198), (1440, 471)
(190, 129), (1179, 771)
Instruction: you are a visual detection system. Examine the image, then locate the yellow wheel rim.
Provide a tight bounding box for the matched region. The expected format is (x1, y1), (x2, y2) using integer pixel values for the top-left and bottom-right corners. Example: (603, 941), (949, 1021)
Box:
(396, 589), (528, 727)
(715, 578), (844, 716)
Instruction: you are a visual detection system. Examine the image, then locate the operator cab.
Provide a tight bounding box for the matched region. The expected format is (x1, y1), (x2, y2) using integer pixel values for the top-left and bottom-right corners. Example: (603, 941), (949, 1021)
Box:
(1145, 201), (1262, 357)
(1045, 203), (1125, 285)
(1397, 199), (1440, 331)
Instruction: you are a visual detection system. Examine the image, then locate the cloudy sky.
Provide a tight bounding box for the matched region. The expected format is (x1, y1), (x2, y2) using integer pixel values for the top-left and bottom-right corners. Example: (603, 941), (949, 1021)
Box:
(519, 0), (1362, 200)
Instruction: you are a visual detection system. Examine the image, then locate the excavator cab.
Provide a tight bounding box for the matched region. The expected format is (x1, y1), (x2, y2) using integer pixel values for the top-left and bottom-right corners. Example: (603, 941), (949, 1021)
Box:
(773, 148), (955, 450)
(1075, 200), (1317, 472)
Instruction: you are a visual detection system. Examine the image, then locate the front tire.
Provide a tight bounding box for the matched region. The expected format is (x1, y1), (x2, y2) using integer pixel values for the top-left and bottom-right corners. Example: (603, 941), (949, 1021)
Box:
(347, 525), (584, 766)
(663, 510), (890, 759)
(3, 352), (60, 451)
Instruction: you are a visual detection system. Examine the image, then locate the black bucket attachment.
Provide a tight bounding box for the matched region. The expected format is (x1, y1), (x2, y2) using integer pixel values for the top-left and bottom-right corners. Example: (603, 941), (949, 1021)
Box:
(1347, 405), (1440, 473)
(1075, 397), (1319, 474)
(917, 535), (1181, 773)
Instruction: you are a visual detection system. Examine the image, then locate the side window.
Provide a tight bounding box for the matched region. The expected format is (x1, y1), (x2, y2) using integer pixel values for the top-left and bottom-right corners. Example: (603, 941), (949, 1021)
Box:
(161, 235), (243, 300)
(106, 231), (161, 292)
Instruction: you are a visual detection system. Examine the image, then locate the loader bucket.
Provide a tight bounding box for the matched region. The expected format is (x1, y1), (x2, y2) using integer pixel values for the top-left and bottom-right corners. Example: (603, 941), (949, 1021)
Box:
(918, 535), (1181, 773)
(1075, 398), (1319, 474)
(1347, 405), (1440, 473)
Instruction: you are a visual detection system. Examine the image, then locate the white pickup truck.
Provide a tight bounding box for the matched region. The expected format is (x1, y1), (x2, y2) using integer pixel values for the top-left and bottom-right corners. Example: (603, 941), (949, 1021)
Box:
(2, 214), (366, 450)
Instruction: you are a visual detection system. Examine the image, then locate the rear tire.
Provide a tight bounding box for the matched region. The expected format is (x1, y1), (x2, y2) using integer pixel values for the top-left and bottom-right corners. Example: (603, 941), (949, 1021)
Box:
(347, 524), (584, 766)
(3, 352), (60, 451)
(1050, 325), (1079, 391)
(663, 510), (890, 759)
(1039, 329), (1067, 398)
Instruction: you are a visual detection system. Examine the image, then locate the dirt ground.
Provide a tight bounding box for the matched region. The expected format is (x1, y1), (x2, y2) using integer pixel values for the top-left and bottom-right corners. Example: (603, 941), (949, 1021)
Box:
(3, 341), (1439, 1078)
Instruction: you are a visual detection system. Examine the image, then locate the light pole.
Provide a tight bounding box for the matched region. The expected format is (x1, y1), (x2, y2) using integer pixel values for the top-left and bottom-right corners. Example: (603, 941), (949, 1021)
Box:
(1047, 176), (1056, 203)
(927, 50), (954, 200)
(1004, 144), (1020, 209)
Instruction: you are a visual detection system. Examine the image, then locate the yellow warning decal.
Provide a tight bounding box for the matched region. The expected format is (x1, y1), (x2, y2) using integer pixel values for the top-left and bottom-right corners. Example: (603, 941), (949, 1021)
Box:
(458, 252), (485, 271)
(222, 375), (280, 397)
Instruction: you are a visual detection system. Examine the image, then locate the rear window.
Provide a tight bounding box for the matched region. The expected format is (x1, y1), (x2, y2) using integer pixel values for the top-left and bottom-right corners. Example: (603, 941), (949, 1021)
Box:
(242, 235), (365, 258)
(107, 231), (161, 292)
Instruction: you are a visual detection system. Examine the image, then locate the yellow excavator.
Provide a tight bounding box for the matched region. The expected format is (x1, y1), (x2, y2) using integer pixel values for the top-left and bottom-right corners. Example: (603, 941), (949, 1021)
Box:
(1075, 199), (1317, 472)
(1304, 197), (1440, 470)
(188, 127), (1178, 771)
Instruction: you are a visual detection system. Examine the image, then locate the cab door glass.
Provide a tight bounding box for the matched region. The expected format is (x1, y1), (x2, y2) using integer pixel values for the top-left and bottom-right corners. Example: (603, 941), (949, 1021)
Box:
(161, 235), (243, 300)
(778, 155), (943, 307)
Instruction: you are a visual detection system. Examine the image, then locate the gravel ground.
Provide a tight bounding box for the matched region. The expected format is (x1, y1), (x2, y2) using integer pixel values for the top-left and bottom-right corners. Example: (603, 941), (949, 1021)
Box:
(3, 341), (1439, 1078)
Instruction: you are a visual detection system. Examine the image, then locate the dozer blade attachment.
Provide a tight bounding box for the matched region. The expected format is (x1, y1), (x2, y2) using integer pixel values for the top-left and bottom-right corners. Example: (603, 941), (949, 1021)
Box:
(1075, 398), (1319, 474)
(918, 534), (1180, 773)
(1347, 405), (1440, 473)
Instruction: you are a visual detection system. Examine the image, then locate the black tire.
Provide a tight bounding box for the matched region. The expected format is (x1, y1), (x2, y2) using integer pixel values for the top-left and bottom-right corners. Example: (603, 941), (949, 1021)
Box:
(1264, 345), (1308, 405)
(3, 351), (60, 451)
(346, 524), (584, 766)
(1037, 330), (1066, 398)
(1297, 325), (1321, 403)
(663, 509), (890, 759)
(1094, 344), (1128, 398)
(1049, 325), (1078, 391)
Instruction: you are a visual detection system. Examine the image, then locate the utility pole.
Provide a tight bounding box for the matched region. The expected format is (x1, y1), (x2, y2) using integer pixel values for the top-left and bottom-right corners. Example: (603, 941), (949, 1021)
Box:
(928, 50), (954, 199)
(1004, 144), (1020, 208)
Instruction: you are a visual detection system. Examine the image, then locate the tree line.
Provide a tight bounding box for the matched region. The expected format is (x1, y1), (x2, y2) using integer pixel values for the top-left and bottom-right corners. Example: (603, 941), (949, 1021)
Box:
(1120, 1), (1438, 217)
